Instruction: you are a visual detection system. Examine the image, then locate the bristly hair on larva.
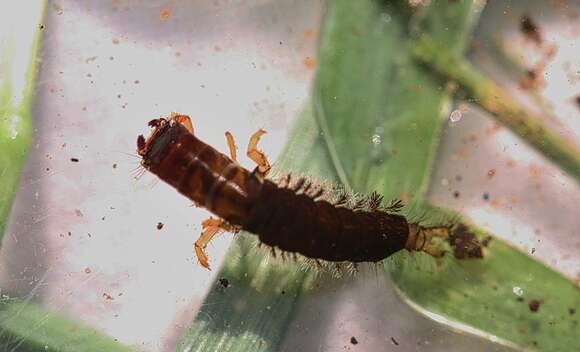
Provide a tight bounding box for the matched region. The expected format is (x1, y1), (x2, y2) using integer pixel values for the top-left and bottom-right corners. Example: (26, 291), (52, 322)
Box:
(246, 172), (484, 278)
(137, 114), (486, 272)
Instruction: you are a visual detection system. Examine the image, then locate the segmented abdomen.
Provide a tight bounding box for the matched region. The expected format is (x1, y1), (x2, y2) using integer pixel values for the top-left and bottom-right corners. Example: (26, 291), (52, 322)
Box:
(244, 181), (410, 263)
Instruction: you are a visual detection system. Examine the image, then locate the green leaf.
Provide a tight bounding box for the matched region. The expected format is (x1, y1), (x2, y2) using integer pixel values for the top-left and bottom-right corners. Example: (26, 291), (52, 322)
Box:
(313, 0), (580, 350)
(183, 0), (579, 351)
(177, 109), (328, 352)
(0, 3), (40, 239)
(0, 299), (133, 352)
(412, 36), (580, 182)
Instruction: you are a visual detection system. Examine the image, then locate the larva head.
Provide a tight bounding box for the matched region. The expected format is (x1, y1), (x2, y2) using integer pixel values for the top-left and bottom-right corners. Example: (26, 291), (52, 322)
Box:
(136, 118), (168, 159)
(137, 114), (195, 169)
(136, 117), (177, 171)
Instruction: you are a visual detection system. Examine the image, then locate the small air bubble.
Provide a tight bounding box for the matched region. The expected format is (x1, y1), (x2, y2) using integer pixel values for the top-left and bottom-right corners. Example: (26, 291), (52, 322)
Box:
(371, 134), (381, 145)
(512, 286), (524, 297)
(449, 109), (462, 123)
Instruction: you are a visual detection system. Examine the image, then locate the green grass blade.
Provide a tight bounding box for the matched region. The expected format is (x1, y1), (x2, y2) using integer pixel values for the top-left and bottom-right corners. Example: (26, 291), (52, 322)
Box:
(0, 2), (43, 239)
(184, 1), (579, 351)
(412, 36), (580, 182)
(177, 107), (338, 352)
(0, 299), (133, 352)
(314, 0), (580, 350)
(176, 237), (309, 352)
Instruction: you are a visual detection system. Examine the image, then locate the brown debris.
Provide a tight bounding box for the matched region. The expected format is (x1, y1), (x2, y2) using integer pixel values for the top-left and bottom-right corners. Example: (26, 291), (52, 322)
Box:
(303, 56), (316, 70)
(103, 293), (114, 300)
(529, 299), (541, 312)
(449, 224), (484, 259)
(159, 9), (171, 21)
(520, 15), (543, 45)
(218, 278), (230, 289)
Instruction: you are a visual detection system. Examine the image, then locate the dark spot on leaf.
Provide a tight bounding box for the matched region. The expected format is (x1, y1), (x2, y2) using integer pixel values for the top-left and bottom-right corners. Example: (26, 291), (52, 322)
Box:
(529, 299), (541, 312)
(218, 278), (230, 288)
(481, 236), (492, 247)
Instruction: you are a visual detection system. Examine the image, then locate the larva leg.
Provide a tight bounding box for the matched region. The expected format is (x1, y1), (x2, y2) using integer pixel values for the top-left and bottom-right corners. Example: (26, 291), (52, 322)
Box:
(171, 113), (194, 134)
(247, 129), (271, 176)
(194, 217), (240, 270)
(225, 131), (238, 161)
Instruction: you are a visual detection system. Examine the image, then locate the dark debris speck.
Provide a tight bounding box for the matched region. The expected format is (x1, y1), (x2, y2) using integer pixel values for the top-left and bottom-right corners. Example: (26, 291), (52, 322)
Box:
(218, 278), (230, 289)
(449, 224), (484, 259)
(529, 299), (541, 312)
(520, 15), (542, 44)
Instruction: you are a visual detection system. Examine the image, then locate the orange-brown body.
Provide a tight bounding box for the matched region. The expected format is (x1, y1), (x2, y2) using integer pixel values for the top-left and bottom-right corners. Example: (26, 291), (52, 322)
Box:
(137, 117), (412, 263)
(137, 116), (483, 266)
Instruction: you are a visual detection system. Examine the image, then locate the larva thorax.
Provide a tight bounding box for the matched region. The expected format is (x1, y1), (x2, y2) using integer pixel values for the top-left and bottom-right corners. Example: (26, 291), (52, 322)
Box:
(137, 118), (262, 226)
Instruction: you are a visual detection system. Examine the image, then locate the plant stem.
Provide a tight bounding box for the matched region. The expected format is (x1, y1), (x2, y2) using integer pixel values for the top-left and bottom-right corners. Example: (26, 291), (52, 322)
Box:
(413, 35), (580, 182)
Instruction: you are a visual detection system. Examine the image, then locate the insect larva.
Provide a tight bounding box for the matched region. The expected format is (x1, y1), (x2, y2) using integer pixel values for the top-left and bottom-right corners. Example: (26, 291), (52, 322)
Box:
(137, 114), (483, 270)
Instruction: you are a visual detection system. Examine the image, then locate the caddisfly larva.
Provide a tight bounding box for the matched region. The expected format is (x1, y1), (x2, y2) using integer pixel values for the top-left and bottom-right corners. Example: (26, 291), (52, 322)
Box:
(137, 114), (483, 270)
